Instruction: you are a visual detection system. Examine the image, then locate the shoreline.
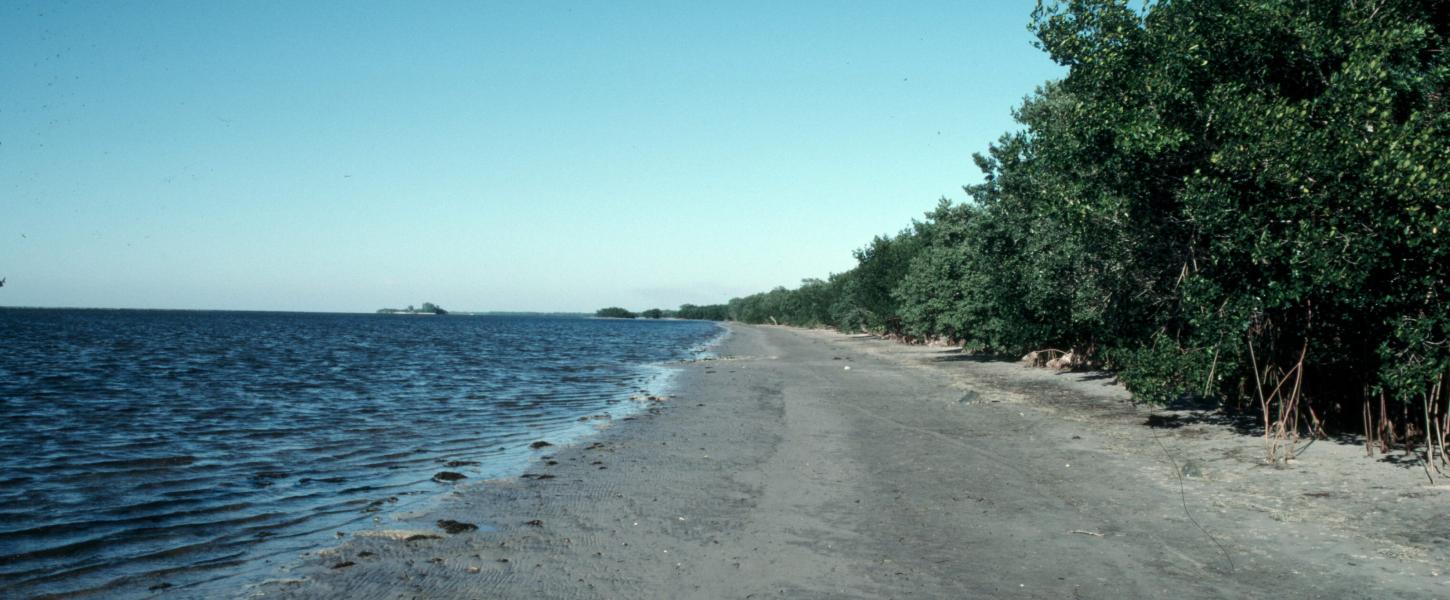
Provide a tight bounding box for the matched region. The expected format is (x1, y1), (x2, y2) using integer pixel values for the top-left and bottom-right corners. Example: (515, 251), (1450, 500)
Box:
(209, 323), (730, 598)
(246, 324), (1450, 598)
(0, 313), (726, 600)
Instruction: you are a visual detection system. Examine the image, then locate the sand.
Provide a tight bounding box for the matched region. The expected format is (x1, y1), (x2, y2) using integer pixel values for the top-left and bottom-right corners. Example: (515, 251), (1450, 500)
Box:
(243, 324), (1450, 599)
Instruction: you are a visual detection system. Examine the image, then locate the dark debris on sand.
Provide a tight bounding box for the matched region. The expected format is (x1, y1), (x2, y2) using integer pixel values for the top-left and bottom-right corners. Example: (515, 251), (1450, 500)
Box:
(436, 519), (479, 534)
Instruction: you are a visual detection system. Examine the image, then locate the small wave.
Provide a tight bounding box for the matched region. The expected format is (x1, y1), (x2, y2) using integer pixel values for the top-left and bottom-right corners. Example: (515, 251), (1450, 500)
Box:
(69, 455), (197, 471)
(0, 310), (723, 597)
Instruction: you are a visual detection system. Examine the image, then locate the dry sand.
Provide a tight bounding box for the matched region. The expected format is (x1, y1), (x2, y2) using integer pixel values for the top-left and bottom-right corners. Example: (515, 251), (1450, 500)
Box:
(244, 324), (1450, 599)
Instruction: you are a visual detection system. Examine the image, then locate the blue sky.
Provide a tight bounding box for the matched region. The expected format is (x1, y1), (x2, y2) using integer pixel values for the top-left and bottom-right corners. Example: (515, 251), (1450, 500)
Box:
(1, 1), (1063, 312)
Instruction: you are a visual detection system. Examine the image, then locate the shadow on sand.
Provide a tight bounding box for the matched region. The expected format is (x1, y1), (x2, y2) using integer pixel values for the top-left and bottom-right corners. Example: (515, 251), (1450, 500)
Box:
(861, 336), (1426, 470)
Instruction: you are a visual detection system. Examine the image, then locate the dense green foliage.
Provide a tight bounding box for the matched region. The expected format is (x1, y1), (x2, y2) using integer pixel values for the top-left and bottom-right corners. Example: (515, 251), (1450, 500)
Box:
(675, 304), (731, 321)
(721, 0), (1448, 431)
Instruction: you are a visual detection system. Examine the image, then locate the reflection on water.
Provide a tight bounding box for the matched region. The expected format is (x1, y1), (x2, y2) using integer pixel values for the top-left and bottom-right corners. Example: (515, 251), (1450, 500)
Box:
(0, 309), (720, 598)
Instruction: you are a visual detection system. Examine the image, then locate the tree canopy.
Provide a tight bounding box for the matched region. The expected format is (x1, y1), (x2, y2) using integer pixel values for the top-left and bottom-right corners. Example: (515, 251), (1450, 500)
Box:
(716, 0), (1448, 441)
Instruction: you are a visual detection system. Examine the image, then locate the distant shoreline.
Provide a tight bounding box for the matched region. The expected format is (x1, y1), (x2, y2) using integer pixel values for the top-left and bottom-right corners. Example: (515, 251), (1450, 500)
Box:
(0, 306), (591, 318)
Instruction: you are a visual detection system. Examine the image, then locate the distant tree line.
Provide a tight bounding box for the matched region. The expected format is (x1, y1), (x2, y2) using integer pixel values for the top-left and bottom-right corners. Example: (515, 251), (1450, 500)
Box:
(719, 1), (1449, 464)
(593, 304), (731, 321)
(675, 304), (730, 321)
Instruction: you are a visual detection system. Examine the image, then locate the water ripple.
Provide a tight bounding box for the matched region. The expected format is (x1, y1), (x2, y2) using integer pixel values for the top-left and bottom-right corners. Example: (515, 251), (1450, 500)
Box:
(0, 310), (720, 598)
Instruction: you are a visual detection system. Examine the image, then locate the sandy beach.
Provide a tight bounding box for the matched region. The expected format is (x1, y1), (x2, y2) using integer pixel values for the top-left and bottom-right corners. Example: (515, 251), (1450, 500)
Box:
(246, 324), (1450, 599)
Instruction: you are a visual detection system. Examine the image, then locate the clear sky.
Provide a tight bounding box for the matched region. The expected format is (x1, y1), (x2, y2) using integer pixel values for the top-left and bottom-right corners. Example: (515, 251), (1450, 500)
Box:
(1, 1), (1063, 313)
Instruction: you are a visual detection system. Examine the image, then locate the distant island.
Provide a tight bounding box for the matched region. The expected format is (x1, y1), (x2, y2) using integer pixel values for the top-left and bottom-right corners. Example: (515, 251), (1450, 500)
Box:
(377, 302), (448, 315)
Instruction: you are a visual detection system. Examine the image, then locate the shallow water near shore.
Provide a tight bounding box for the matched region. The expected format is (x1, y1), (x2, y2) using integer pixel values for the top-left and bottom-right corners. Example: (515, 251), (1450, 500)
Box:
(0, 309), (721, 598)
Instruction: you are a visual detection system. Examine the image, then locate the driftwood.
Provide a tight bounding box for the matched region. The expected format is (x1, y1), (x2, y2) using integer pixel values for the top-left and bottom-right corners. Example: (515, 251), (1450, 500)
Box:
(1020, 349), (1093, 371)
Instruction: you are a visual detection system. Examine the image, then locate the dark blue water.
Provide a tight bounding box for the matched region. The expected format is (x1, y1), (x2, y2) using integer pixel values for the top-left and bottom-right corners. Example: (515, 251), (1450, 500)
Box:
(0, 309), (722, 598)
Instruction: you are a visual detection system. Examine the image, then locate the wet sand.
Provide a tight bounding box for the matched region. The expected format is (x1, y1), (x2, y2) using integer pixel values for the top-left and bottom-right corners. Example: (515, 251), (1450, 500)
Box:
(245, 324), (1450, 598)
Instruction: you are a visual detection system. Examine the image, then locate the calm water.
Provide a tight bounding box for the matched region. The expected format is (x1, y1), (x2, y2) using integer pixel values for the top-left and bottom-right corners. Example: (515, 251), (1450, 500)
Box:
(0, 309), (722, 598)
